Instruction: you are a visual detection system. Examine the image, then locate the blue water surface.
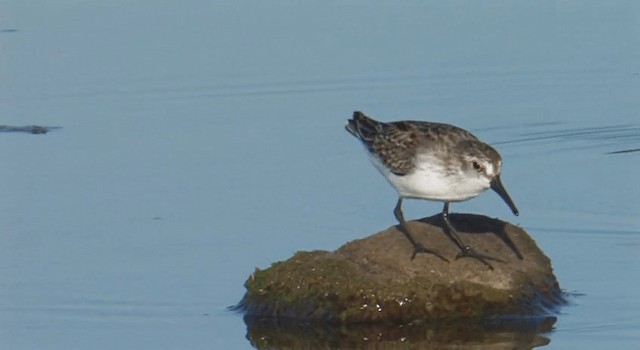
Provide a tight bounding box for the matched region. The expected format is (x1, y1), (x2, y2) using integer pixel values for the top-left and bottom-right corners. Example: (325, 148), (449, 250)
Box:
(1, 1), (639, 349)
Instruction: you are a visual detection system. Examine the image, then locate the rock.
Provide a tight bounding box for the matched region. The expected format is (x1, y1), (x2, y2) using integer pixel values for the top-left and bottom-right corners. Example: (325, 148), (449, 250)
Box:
(236, 213), (564, 324)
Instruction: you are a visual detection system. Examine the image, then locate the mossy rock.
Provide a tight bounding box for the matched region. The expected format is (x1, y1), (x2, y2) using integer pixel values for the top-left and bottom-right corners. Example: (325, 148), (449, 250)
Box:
(237, 214), (563, 324)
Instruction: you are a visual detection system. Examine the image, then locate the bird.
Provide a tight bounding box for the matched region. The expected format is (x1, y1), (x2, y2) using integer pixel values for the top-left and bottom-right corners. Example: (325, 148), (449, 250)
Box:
(345, 111), (519, 268)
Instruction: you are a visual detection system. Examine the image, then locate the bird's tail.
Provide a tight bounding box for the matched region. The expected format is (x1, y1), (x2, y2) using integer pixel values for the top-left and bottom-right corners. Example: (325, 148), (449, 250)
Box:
(345, 111), (384, 143)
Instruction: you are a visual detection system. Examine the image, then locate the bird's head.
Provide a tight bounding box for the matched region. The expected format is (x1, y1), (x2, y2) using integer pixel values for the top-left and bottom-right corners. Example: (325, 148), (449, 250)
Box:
(460, 141), (519, 216)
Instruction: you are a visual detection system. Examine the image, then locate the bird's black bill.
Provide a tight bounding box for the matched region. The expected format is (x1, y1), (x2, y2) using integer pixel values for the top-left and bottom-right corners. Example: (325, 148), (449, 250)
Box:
(490, 175), (519, 216)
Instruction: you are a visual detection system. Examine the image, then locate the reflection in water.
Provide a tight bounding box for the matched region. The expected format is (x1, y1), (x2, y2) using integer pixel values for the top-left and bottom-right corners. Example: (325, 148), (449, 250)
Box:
(243, 316), (557, 350)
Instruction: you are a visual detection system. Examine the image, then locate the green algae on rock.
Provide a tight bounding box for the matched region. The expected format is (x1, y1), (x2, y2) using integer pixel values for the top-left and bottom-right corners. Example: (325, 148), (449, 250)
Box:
(236, 214), (564, 324)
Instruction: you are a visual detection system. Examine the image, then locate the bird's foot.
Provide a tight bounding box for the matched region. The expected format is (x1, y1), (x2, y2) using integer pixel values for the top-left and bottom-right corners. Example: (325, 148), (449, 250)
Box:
(411, 243), (449, 262)
(455, 246), (504, 270)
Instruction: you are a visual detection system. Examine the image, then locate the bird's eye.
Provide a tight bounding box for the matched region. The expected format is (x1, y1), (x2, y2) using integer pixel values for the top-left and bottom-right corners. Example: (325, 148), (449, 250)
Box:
(472, 161), (482, 171)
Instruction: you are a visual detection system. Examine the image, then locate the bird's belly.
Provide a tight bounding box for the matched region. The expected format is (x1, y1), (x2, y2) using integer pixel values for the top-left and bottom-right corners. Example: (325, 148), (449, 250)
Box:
(390, 172), (480, 201)
(372, 159), (488, 201)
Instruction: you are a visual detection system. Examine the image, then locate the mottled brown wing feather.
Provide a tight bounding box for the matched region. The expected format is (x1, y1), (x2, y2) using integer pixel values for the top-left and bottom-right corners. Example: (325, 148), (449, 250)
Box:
(371, 121), (480, 175)
(348, 111), (482, 176)
(370, 122), (420, 175)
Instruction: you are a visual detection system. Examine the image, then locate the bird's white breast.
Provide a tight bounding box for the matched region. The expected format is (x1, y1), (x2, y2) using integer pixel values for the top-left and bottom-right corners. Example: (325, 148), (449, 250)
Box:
(369, 154), (490, 202)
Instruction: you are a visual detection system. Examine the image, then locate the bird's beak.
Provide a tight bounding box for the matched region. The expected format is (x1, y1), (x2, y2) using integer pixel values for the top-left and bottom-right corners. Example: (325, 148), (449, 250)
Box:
(490, 175), (519, 216)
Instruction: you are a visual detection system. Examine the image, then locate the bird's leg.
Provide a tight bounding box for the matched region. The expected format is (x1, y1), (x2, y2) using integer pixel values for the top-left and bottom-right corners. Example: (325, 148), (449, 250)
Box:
(440, 202), (504, 270)
(394, 198), (448, 262)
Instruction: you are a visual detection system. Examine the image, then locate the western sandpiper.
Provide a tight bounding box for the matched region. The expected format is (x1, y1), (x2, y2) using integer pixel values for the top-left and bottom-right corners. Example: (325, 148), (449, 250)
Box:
(346, 111), (519, 268)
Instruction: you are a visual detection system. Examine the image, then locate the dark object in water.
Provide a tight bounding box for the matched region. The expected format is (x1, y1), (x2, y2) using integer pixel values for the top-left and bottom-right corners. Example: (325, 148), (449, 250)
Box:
(606, 148), (640, 155)
(0, 125), (61, 134)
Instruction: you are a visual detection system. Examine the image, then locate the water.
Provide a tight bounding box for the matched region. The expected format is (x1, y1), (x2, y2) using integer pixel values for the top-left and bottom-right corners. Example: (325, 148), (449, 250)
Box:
(1, 1), (639, 349)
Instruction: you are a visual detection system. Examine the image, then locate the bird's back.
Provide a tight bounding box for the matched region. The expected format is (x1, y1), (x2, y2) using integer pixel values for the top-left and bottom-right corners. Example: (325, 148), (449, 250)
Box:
(346, 111), (480, 175)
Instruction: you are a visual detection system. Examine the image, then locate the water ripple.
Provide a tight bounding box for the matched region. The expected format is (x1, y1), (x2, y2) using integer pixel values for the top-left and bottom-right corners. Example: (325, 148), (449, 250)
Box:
(494, 124), (640, 154)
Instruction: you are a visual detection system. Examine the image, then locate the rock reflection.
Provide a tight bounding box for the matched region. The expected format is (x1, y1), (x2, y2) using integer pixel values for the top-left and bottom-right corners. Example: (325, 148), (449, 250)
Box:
(243, 316), (556, 350)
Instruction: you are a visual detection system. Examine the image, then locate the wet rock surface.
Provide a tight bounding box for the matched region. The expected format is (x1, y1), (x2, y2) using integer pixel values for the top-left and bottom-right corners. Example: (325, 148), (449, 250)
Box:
(237, 213), (564, 324)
